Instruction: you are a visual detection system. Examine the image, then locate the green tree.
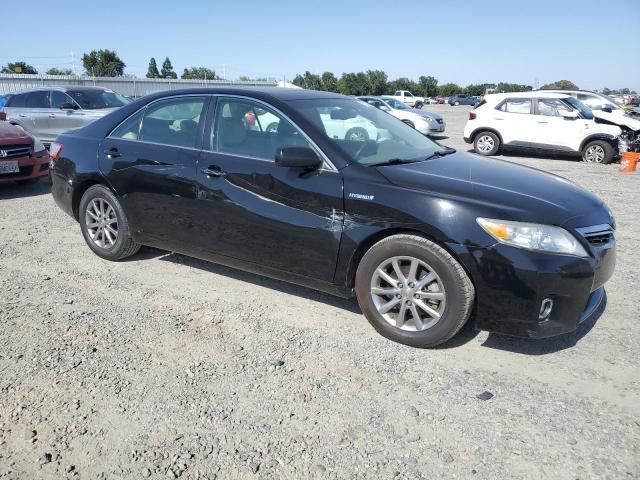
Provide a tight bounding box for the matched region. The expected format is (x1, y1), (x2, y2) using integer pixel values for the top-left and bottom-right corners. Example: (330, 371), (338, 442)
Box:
(238, 76), (268, 82)
(161, 57), (177, 79)
(320, 72), (338, 92)
(146, 57), (160, 78)
(540, 79), (579, 90)
(1, 61), (38, 74)
(337, 73), (367, 95)
(46, 67), (73, 76)
(303, 71), (323, 90)
(365, 70), (388, 96)
(387, 77), (418, 94)
(181, 67), (216, 80)
(418, 76), (438, 97)
(82, 49), (125, 77)
(292, 74), (305, 88)
(437, 83), (461, 97)
(495, 82), (531, 93)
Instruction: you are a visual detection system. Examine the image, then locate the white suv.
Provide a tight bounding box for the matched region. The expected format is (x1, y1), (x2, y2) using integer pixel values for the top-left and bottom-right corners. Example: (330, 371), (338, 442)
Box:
(464, 92), (622, 164)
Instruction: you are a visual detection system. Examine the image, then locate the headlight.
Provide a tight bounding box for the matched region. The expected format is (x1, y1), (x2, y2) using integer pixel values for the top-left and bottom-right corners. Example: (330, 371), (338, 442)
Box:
(477, 218), (589, 257)
(421, 115), (434, 122)
(30, 135), (46, 153)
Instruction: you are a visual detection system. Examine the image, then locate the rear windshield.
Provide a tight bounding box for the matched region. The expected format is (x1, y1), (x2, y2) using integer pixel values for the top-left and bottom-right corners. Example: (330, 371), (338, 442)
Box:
(66, 89), (131, 109)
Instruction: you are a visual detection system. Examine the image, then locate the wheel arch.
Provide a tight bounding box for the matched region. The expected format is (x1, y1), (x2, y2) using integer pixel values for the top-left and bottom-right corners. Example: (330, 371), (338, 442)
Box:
(579, 134), (618, 152)
(72, 177), (118, 220)
(469, 127), (503, 145)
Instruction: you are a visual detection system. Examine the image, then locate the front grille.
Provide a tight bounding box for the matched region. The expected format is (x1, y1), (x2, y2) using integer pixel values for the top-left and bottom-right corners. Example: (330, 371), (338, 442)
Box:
(0, 144), (32, 158)
(576, 225), (615, 246)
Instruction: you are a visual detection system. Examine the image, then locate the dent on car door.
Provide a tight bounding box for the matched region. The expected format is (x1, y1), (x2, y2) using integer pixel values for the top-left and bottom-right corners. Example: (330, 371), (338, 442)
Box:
(194, 97), (344, 282)
(100, 96), (207, 250)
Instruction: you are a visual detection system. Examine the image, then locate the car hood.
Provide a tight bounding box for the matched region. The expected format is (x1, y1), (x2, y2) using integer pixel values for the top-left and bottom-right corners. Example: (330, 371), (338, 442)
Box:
(410, 108), (442, 120)
(592, 109), (640, 131)
(376, 151), (613, 229)
(0, 122), (32, 145)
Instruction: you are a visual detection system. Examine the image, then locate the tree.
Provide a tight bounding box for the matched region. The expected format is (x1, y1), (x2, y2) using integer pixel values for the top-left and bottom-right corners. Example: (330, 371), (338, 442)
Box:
(495, 82), (531, 93)
(82, 49), (125, 77)
(181, 67), (216, 80)
(437, 83), (461, 97)
(1, 62), (38, 74)
(161, 57), (177, 79)
(540, 79), (579, 90)
(238, 75), (268, 82)
(321, 72), (338, 92)
(46, 68), (73, 76)
(366, 70), (388, 96)
(387, 77), (418, 95)
(418, 76), (438, 97)
(292, 74), (305, 88)
(146, 58), (160, 78)
(337, 72), (368, 95)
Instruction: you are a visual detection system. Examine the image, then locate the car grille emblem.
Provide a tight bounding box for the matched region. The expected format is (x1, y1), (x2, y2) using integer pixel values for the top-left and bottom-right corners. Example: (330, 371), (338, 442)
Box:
(0, 150), (7, 158)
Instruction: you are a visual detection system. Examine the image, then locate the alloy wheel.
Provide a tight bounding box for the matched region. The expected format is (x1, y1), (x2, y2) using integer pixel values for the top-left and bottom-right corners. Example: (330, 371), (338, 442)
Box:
(476, 135), (495, 153)
(584, 145), (605, 163)
(85, 198), (118, 248)
(370, 256), (446, 332)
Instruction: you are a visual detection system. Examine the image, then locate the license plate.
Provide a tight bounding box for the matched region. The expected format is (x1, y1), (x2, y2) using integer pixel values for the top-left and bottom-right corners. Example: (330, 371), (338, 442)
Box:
(0, 160), (19, 174)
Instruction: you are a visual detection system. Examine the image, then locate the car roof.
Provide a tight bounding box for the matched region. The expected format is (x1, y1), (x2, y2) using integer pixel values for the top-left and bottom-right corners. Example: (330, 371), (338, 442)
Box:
(146, 87), (345, 101)
(6, 86), (113, 94)
(485, 91), (570, 101)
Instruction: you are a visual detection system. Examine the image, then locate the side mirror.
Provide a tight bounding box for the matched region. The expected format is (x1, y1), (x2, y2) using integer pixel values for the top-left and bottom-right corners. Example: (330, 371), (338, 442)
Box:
(379, 105), (390, 112)
(561, 111), (579, 120)
(601, 105), (613, 113)
(275, 147), (322, 170)
(60, 103), (76, 110)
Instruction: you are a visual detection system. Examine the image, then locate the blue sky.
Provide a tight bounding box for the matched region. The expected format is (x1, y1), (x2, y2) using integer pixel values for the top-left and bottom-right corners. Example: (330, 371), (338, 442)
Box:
(3, 0), (639, 90)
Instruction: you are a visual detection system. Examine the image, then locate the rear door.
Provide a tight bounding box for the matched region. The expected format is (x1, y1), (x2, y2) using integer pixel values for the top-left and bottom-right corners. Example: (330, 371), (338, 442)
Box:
(193, 96), (344, 282)
(493, 98), (536, 145)
(100, 95), (208, 252)
(8, 91), (53, 140)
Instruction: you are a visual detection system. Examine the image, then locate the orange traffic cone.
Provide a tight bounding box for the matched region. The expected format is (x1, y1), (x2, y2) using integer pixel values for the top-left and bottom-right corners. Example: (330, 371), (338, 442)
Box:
(619, 152), (639, 173)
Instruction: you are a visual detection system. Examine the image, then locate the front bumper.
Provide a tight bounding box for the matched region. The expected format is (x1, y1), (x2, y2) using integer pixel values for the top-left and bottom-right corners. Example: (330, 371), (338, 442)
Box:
(0, 151), (50, 183)
(416, 121), (446, 135)
(447, 238), (615, 339)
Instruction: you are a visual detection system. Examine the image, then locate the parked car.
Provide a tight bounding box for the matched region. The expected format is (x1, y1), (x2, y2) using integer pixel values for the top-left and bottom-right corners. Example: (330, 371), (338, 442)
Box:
(433, 97), (446, 104)
(464, 92), (622, 163)
(358, 96), (446, 135)
(448, 94), (476, 106)
(392, 90), (425, 108)
(50, 88), (615, 348)
(1, 86), (132, 144)
(0, 122), (50, 184)
(0, 94), (8, 109)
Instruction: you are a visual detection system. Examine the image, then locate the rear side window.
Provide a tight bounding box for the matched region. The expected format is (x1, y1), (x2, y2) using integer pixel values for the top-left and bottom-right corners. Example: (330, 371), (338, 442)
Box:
(6, 93), (26, 107)
(25, 91), (51, 108)
(138, 97), (206, 148)
(51, 91), (76, 109)
(497, 98), (532, 114)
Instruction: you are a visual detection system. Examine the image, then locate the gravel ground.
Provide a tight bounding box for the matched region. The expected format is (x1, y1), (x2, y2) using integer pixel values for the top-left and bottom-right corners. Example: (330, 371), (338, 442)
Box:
(1, 105), (638, 479)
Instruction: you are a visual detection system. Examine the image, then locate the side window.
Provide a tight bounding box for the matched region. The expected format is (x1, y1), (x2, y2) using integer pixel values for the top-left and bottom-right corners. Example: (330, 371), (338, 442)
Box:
(498, 99), (532, 114)
(212, 98), (309, 160)
(25, 91), (50, 108)
(138, 97), (206, 148)
(51, 91), (75, 109)
(577, 93), (604, 110)
(111, 109), (145, 140)
(537, 98), (572, 117)
(7, 93), (26, 107)
(404, 92), (412, 97)
(394, 91), (401, 96)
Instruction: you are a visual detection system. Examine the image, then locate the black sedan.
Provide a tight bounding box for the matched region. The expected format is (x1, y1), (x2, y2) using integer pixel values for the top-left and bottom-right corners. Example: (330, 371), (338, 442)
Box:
(49, 88), (616, 347)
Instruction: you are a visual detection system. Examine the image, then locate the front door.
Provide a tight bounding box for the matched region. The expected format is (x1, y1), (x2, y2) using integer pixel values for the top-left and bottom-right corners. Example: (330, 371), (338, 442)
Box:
(99, 95), (208, 252)
(492, 97), (535, 145)
(532, 98), (590, 149)
(194, 96), (344, 282)
(49, 90), (88, 137)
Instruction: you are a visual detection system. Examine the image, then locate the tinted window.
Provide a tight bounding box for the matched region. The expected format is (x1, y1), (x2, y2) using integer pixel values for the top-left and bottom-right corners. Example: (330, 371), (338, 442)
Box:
(139, 97), (206, 148)
(211, 98), (310, 160)
(537, 98), (572, 117)
(498, 99), (531, 114)
(51, 91), (75, 109)
(404, 92), (412, 97)
(7, 93), (26, 107)
(25, 91), (50, 108)
(111, 109), (145, 140)
(66, 89), (131, 109)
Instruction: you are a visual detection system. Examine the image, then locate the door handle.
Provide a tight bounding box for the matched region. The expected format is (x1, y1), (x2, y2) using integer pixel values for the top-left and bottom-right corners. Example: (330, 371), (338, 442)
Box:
(104, 148), (121, 159)
(201, 167), (226, 177)
(49, 114), (56, 118)
(537, 121), (549, 124)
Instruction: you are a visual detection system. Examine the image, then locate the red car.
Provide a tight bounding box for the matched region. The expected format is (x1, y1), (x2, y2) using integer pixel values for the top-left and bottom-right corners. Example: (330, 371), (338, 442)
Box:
(0, 122), (49, 184)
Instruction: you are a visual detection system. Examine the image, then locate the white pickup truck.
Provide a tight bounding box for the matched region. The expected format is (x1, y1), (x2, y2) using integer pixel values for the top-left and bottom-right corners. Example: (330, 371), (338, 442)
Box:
(392, 90), (425, 109)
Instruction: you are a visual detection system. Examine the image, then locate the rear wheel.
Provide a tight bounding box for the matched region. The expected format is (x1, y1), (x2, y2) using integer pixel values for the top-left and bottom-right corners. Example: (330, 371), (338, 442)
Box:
(79, 185), (141, 261)
(582, 140), (616, 164)
(355, 234), (474, 348)
(473, 131), (500, 156)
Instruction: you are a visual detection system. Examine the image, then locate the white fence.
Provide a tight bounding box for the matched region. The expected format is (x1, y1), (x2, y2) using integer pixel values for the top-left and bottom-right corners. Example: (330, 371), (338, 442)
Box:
(0, 73), (276, 98)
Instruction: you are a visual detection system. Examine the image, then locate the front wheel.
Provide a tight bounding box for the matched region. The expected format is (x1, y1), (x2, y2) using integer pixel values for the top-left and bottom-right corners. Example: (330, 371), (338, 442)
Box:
(414, 101), (424, 109)
(473, 131), (500, 156)
(355, 234), (475, 348)
(79, 185), (141, 261)
(582, 140), (616, 164)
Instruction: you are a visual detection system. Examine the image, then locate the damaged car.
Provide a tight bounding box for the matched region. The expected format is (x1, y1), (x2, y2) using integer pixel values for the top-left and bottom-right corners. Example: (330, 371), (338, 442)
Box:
(50, 88), (615, 347)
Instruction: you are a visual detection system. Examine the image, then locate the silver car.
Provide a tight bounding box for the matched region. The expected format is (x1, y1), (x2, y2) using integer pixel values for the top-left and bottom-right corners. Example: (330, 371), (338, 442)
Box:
(1, 86), (131, 144)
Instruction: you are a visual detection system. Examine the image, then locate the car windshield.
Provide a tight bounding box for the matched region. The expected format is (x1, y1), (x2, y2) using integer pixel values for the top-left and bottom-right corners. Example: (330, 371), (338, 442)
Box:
(288, 98), (441, 166)
(382, 98), (410, 110)
(565, 97), (594, 119)
(66, 89), (131, 109)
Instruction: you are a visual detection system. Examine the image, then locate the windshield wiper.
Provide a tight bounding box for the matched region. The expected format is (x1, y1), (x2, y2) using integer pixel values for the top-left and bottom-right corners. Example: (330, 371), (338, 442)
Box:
(366, 158), (415, 167)
(423, 147), (456, 160)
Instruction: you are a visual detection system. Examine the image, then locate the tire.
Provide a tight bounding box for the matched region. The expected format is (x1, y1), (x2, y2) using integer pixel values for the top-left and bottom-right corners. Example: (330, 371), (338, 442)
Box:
(78, 185), (141, 261)
(355, 234), (474, 348)
(401, 120), (415, 129)
(473, 131), (500, 156)
(415, 101), (424, 109)
(344, 127), (369, 142)
(455, 101), (460, 106)
(582, 140), (616, 164)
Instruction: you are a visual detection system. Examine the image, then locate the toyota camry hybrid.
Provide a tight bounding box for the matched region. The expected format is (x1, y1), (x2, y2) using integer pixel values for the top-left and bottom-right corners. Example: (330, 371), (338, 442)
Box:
(49, 88), (616, 347)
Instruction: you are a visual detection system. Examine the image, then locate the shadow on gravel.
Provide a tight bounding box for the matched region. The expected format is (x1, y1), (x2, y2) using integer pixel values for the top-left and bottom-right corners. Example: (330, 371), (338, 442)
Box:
(158, 252), (362, 313)
(464, 148), (584, 164)
(0, 178), (50, 199)
(480, 290), (607, 355)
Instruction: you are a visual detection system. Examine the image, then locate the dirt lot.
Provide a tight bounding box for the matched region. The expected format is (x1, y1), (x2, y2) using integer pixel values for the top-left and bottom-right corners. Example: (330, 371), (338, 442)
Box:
(1, 105), (638, 480)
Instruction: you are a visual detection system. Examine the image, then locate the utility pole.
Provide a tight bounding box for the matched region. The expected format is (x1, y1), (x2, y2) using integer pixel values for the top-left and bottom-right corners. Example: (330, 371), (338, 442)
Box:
(70, 51), (76, 76)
